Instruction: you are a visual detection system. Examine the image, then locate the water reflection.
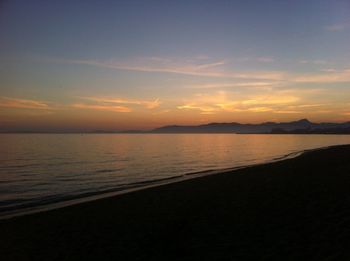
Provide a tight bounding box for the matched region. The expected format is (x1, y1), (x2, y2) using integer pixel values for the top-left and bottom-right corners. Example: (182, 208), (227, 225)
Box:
(1, 133), (350, 216)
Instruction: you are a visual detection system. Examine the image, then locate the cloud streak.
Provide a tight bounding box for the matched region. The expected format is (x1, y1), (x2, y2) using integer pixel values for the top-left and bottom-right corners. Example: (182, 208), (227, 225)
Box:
(71, 96), (161, 113)
(65, 58), (228, 78)
(293, 69), (350, 83)
(177, 91), (302, 115)
(257, 56), (275, 63)
(56, 57), (287, 81)
(187, 81), (281, 89)
(0, 97), (53, 110)
(55, 56), (350, 85)
(79, 96), (161, 109)
(325, 23), (348, 31)
(71, 103), (132, 113)
(0, 96), (161, 114)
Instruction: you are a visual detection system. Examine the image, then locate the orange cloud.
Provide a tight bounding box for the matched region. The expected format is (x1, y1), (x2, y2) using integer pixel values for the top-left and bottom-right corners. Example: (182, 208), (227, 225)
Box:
(80, 97), (161, 109)
(274, 110), (301, 114)
(177, 104), (220, 114)
(247, 107), (274, 112)
(293, 69), (350, 83)
(72, 103), (132, 112)
(177, 92), (303, 115)
(0, 97), (52, 110)
(187, 81), (280, 89)
(241, 96), (300, 105)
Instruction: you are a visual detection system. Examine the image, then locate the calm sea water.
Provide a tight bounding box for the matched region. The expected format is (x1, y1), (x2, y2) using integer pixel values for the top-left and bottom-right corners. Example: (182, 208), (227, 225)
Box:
(1, 134), (350, 218)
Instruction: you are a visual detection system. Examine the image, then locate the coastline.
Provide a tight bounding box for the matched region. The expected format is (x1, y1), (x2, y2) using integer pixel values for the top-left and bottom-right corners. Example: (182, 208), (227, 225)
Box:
(0, 145), (312, 220)
(2, 144), (350, 260)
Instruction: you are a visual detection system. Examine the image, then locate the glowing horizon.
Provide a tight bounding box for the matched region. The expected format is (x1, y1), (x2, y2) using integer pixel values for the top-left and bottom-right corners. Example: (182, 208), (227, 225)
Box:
(1, 1), (350, 131)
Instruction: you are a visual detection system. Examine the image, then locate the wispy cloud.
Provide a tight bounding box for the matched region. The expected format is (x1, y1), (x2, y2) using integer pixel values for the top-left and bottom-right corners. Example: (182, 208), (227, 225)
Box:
(257, 56), (275, 63)
(0, 97), (53, 110)
(241, 95), (300, 105)
(55, 57), (286, 81)
(325, 23), (347, 32)
(71, 103), (132, 112)
(274, 110), (301, 114)
(321, 68), (337, 73)
(79, 96), (161, 109)
(272, 103), (328, 115)
(0, 96), (161, 114)
(63, 57), (228, 78)
(177, 92), (301, 115)
(247, 107), (274, 112)
(177, 104), (220, 114)
(293, 69), (350, 83)
(52, 56), (350, 85)
(299, 60), (328, 65)
(234, 56), (275, 63)
(67, 56), (350, 84)
(72, 96), (161, 113)
(187, 81), (281, 89)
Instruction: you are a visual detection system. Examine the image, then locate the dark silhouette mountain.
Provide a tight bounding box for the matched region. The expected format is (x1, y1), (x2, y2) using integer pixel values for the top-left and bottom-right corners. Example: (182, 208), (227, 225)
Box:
(270, 126), (350, 134)
(4, 119), (350, 134)
(151, 119), (350, 134)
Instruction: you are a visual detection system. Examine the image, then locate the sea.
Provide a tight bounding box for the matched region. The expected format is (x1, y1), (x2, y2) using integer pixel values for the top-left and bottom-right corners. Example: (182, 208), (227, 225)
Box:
(1, 133), (350, 219)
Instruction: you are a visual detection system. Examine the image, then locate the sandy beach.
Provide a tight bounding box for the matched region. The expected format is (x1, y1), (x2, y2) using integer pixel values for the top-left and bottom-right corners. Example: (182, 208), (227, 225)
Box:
(2, 144), (350, 260)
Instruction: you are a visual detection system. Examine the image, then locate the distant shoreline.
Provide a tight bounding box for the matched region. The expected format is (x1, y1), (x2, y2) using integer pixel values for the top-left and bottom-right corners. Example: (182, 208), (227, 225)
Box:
(2, 118), (350, 134)
(0, 144), (305, 221)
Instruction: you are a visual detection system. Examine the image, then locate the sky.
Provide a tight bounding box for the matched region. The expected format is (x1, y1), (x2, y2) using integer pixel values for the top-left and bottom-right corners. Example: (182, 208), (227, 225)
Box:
(1, 0), (350, 131)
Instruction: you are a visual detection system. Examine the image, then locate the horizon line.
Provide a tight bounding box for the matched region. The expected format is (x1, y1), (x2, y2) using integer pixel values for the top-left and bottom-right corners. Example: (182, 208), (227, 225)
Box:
(2, 118), (350, 133)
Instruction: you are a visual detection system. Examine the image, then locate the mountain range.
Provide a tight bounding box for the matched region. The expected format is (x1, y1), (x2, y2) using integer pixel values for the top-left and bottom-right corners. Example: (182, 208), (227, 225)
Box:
(148, 119), (350, 134)
(4, 119), (350, 134)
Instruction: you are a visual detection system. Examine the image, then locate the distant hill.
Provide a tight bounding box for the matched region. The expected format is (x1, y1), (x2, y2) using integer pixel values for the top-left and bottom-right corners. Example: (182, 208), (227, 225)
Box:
(270, 127), (350, 134)
(150, 119), (350, 134)
(3, 119), (350, 134)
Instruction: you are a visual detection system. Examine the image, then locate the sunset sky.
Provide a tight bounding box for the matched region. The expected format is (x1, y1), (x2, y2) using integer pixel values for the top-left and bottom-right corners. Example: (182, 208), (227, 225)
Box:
(1, 0), (350, 131)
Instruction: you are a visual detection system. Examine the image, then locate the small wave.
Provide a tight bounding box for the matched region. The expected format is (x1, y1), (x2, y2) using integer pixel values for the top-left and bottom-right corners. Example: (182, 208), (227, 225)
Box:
(0, 163), (42, 169)
(95, 168), (123, 174)
(1, 143), (349, 221)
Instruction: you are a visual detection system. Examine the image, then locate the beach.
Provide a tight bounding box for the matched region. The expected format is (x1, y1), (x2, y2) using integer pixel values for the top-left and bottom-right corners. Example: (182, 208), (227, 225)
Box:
(2, 144), (350, 260)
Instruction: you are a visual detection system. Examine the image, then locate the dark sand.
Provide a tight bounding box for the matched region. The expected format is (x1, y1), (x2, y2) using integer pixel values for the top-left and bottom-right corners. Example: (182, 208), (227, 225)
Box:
(2, 145), (350, 260)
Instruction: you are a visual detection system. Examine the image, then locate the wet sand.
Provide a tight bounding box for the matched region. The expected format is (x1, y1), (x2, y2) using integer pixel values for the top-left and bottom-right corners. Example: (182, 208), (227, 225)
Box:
(2, 144), (350, 260)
